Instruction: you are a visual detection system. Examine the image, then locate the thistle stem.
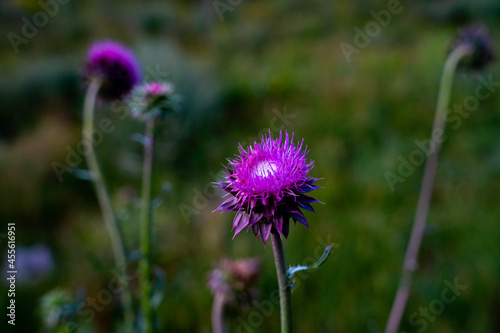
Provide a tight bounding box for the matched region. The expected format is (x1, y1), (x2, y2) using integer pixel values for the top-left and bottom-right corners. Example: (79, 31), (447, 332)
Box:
(140, 118), (155, 333)
(271, 232), (292, 333)
(211, 294), (226, 333)
(83, 78), (134, 332)
(385, 45), (472, 333)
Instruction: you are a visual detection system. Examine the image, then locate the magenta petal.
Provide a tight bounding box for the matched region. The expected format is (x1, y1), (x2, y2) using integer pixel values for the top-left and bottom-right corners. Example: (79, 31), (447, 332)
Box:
(290, 212), (309, 228)
(260, 223), (273, 244)
(298, 202), (315, 213)
(218, 197), (237, 211)
(252, 224), (260, 238)
(232, 212), (243, 229)
(248, 212), (263, 227)
(234, 214), (250, 235)
(272, 215), (283, 236)
(283, 220), (290, 238)
(299, 194), (321, 204)
(287, 206), (305, 217)
(250, 198), (257, 210)
(300, 185), (319, 193)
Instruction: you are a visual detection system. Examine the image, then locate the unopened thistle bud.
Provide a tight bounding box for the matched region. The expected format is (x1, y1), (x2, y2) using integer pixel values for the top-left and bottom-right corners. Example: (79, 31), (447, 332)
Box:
(128, 81), (180, 121)
(450, 23), (494, 71)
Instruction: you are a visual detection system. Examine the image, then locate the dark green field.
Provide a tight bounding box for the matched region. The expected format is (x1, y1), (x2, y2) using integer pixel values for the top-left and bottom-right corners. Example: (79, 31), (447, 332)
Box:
(1, 0), (499, 332)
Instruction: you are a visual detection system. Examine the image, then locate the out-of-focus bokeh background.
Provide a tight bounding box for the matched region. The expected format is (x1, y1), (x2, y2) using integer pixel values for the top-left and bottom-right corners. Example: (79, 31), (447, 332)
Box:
(1, 0), (500, 332)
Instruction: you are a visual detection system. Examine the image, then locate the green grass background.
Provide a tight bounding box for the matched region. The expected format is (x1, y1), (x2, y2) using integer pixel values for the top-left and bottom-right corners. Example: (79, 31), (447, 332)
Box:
(1, 0), (500, 332)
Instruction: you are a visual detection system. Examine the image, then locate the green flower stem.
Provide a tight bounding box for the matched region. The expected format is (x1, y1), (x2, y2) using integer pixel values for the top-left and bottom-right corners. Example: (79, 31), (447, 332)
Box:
(83, 78), (134, 332)
(271, 232), (292, 333)
(211, 294), (226, 333)
(385, 45), (472, 333)
(140, 118), (155, 333)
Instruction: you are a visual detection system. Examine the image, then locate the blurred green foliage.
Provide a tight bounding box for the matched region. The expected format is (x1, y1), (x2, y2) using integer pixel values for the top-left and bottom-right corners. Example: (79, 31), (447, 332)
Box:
(1, 0), (500, 332)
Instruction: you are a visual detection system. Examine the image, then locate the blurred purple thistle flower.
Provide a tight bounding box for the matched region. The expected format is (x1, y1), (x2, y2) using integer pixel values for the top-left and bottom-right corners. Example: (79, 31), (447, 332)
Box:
(450, 23), (494, 71)
(215, 130), (321, 244)
(208, 258), (261, 310)
(82, 40), (141, 100)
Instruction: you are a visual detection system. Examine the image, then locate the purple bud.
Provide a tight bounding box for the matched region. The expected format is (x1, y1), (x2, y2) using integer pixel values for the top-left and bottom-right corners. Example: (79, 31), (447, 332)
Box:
(450, 23), (495, 71)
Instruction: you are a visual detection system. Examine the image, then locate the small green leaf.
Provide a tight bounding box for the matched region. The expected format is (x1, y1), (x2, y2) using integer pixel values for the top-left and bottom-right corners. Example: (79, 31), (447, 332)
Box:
(287, 244), (335, 280)
(132, 132), (147, 146)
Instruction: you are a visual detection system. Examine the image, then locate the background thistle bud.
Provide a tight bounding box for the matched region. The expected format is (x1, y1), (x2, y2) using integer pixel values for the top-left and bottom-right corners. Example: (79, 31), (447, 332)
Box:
(208, 258), (261, 311)
(450, 23), (495, 71)
(82, 40), (141, 100)
(128, 81), (180, 121)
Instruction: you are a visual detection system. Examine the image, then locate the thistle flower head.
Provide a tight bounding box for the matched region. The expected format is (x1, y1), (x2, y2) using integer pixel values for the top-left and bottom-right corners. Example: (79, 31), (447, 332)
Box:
(128, 81), (180, 121)
(215, 130), (320, 244)
(82, 40), (141, 100)
(208, 258), (261, 310)
(450, 23), (494, 71)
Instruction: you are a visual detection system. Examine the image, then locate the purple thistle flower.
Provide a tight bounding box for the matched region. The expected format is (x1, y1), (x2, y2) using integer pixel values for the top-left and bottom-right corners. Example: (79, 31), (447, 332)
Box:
(450, 23), (494, 71)
(215, 130), (321, 244)
(82, 40), (141, 100)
